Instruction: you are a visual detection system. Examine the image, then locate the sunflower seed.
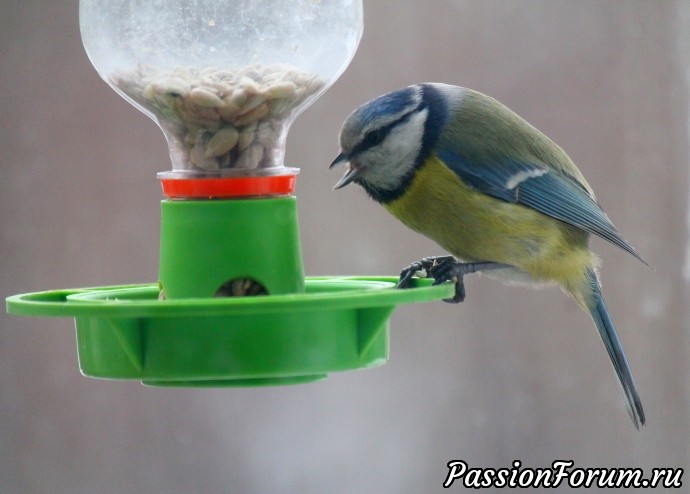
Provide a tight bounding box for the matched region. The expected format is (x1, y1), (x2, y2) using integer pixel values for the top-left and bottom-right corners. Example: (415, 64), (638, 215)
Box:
(204, 127), (240, 158)
(234, 103), (269, 126)
(188, 87), (224, 108)
(235, 143), (264, 169)
(238, 122), (258, 151)
(263, 81), (297, 99)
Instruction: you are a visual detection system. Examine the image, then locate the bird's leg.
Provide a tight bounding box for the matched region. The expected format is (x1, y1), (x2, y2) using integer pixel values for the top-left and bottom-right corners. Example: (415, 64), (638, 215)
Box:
(398, 256), (511, 304)
(430, 260), (511, 303)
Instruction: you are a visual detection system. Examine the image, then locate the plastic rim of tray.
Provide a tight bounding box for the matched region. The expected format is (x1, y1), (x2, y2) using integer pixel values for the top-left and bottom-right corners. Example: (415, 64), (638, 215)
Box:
(6, 277), (453, 387)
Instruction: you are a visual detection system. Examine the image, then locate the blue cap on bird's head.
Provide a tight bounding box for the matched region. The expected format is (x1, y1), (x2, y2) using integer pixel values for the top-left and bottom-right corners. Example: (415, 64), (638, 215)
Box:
(352, 86), (421, 127)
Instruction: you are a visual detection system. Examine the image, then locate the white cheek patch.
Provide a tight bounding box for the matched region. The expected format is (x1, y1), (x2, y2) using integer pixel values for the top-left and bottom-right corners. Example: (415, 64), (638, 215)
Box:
(361, 109), (427, 190)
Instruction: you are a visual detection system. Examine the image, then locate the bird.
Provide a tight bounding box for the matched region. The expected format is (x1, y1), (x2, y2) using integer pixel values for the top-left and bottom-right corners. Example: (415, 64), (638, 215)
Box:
(330, 83), (646, 429)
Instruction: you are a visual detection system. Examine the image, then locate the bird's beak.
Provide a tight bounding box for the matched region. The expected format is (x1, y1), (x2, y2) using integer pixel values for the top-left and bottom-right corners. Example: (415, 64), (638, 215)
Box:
(330, 153), (361, 190)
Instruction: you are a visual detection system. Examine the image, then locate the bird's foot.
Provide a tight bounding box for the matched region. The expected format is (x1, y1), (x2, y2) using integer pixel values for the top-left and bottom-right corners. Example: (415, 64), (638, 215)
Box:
(397, 257), (511, 304)
(397, 256), (455, 289)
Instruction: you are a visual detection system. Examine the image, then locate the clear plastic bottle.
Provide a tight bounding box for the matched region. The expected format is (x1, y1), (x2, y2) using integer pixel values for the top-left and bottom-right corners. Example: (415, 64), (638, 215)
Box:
(80, 0), (363, 177)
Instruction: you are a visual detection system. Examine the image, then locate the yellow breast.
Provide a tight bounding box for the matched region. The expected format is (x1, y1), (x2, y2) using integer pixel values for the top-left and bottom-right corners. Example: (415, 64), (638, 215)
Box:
(383, 155), (593, 287)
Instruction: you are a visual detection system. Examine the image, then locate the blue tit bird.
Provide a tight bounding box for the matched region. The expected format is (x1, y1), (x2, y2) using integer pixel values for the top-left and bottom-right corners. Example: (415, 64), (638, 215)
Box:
(330, 83), (646, 429)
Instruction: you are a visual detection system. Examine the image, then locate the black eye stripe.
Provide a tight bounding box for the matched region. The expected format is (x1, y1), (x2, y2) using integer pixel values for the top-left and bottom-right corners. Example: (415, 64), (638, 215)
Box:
(351, 109), (418, 156)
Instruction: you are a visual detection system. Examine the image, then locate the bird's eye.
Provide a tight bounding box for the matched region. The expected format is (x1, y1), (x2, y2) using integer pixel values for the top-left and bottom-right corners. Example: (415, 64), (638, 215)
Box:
(361, 127), (389, 150)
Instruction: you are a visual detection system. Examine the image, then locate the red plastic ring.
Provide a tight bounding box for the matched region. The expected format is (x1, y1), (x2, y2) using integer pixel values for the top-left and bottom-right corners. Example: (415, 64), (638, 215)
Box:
(160, 174), (297, 199)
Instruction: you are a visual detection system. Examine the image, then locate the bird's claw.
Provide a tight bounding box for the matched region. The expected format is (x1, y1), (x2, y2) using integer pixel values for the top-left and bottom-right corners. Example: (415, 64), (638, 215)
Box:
(397, 257), (512, 304)
(397, 256), (456, 289)
(423, 259), (467, 303)
(397, 256), (464, 303)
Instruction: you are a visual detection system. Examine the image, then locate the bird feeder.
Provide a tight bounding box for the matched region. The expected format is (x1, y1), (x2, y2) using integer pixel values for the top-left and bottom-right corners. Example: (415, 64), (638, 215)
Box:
(6, 0), (452, 387)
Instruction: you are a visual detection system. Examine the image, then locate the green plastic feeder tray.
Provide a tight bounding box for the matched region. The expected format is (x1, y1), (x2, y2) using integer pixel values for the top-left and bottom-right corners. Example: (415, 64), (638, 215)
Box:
(7, 277), (451, 387)
(6, 174), (453, 386)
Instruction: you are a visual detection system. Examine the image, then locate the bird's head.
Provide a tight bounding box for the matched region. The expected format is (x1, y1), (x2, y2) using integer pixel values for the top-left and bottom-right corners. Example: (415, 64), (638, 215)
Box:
(330, 84), (446, 202)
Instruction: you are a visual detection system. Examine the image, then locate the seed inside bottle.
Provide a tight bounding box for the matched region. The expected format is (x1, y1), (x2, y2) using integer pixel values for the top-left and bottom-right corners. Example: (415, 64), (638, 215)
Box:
(110, 64), (325, 174)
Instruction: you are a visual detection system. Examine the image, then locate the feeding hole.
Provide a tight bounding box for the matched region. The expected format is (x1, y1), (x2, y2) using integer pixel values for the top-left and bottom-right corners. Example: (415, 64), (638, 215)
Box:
(215, 278), (268, 297)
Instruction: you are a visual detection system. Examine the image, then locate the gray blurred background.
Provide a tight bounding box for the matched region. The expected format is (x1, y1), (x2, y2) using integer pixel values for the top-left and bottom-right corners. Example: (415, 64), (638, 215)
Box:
(2, 1), (689, 492)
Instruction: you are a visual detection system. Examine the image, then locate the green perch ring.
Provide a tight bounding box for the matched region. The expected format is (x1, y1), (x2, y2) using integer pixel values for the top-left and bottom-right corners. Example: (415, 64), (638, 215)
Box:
(6, 278), (451, 387)
(6, 173), (452, 387)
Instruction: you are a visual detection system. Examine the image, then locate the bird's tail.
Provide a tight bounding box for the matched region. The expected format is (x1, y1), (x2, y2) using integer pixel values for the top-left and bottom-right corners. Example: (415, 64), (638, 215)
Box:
(586, 268), (645, 429)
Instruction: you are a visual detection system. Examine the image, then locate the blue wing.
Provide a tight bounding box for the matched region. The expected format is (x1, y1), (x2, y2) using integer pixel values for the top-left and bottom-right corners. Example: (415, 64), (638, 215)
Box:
(436, 148), (646, 264)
